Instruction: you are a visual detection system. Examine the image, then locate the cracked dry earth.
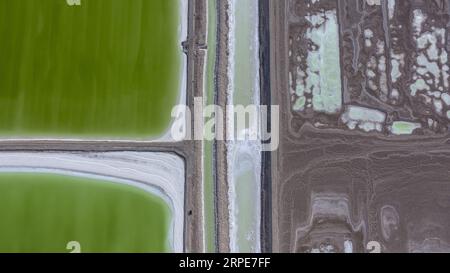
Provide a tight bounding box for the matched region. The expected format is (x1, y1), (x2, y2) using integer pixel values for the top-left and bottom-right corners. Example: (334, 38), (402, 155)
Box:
(276, 0), (450, 253)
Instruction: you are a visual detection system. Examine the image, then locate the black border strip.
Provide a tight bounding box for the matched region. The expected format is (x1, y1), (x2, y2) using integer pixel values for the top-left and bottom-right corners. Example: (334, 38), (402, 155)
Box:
(259, 0), (272, 253)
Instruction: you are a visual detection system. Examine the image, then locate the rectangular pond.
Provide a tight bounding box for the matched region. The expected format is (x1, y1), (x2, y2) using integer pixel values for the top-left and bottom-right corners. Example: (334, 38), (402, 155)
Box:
(0, 172), (172, 252)
(0, 0), (185, 139)
(228, 0), (261, 253)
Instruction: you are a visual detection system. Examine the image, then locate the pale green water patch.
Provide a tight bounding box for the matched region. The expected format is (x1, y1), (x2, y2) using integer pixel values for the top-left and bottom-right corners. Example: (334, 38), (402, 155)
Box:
(390, 121), (421, 135)
(229, 0), (261, 253)
(232, 0), (259, 106)
(234, 166), (259, 252)
(204, 0), (217, 252)
(305, 10), (342, 114)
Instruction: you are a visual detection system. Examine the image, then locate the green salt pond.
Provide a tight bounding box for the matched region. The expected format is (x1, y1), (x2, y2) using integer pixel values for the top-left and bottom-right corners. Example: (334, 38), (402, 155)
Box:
(204, 0), (217, 252)
(0, 172), (171, 253)
(0, 0), (182, 138)
(229, 0), (261, 252)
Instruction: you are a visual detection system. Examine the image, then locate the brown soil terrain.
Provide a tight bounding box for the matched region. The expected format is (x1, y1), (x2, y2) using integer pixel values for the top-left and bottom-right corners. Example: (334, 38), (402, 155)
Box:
(271, 0), (450, 253)
(215, 0), (231, 253)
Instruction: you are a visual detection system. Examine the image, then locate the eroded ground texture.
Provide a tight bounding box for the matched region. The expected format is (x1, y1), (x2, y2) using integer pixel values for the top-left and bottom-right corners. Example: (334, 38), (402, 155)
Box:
(275, 0), (450, 253)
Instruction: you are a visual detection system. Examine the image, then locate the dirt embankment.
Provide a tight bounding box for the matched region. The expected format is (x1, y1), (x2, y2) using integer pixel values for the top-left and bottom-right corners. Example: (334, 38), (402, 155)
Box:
(214, 0), (231, 253)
